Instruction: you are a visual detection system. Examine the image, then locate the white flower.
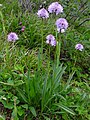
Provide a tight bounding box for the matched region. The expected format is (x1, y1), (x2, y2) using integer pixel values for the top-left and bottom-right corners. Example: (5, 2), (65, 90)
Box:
(61, 29), (65, 33)
(0, 4), (3, 7)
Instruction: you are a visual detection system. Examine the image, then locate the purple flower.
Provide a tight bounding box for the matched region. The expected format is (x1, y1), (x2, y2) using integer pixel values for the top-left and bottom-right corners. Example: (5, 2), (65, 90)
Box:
(75, 44), (84, 51)
(22, 26), (25, 29)
(46, 34), (56, 46)
(21, 26), (25, 32)
(48, 2), (63, 15)
(7, 32), (19, 42)
(55, 18), (68, 32)
(19, 22), (22, 25)
(37, 8), (49, 19)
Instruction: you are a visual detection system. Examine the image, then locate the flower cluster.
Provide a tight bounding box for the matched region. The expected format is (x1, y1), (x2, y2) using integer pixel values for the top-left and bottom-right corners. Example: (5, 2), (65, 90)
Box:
(7, 1), (84, 52)
(7, 32), (19, 42)
(75, 44), (84, 51)
(48, 2), (63, 15)
(37, 2), (63, 19)
(46, 34), (56, 46)
(37, 2), (68, 46)
(19, 22), (26, 32)
(37, 8), (49, 19)
(55, 18), (68, 33)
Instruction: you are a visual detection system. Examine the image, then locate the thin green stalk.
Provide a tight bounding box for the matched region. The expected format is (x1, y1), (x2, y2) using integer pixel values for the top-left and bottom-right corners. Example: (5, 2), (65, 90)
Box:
(56, 32), (61, 68)
(41, 46), (51, 112)
(39, 19), (44, 70)
(56, 40), (61, 68)
(0, 11), (5, 34)
(5, 42), (9, 63)
(41, 20), (44, 56)
(24, 70), (31, 103)
(48, 46), (50, 73)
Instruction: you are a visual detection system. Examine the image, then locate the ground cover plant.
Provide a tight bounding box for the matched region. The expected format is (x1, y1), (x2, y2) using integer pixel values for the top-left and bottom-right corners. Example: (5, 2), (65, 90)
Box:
(0, 0), (90, 120)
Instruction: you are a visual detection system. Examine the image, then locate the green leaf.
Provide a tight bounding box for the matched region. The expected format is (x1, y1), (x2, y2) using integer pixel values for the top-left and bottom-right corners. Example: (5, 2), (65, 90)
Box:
(7, 79), (14, 85)
(29, 106), (37, 117)
(16, 88), (28, 103)
(0, 115), (5, 120)
(14, 80), (25, 86)
(0, 81), (14, 86)
(43, 115), (50, 120)
(21, 104), (28, 109)
(65, 71), (75, 90)
(0, 100), (13, 109)
(17, 106), (24, 116)
(14, 64), (24, 73)
(54, 103), (75, 115)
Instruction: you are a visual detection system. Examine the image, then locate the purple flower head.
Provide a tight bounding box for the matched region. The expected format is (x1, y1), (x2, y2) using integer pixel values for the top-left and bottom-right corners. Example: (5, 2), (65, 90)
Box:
(46, 34), (56, 46)
(48, 2), (63, 15)
(19, 22), (22, 25)
(7, 32), (19, 42)
(21, 28), (25, 32)
(55, 18), (68, 32)
(37, 8), (49, 19)
(22, 26), (25, 29)
(75, 44), (84, 51)
(21, 26), (25, 32)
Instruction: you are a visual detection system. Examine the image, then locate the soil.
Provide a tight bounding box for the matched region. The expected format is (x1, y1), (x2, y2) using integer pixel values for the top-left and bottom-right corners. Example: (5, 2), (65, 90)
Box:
(0, 102), (12, 120)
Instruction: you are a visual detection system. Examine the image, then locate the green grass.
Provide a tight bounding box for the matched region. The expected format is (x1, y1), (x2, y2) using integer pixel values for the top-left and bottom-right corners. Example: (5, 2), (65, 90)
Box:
(0, 0), (90, 120)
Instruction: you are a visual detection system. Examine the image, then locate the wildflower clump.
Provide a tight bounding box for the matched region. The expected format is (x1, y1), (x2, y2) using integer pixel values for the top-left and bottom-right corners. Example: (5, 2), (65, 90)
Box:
(46, 34), (56, 46)
(75, 44), (84, 51)
(55, 18), (68, 33)
(7, 32), (19, 42)
(48, 2), (63, 15)
(37, 8), (49, 19)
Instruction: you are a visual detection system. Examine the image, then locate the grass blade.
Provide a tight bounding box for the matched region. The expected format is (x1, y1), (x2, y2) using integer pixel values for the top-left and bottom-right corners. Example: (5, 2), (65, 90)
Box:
(54, 103), (75, 115)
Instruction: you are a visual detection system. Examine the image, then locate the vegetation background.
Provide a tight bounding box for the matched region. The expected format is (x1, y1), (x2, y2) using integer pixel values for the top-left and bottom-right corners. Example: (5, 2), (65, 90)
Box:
(0, 0), (90, 120)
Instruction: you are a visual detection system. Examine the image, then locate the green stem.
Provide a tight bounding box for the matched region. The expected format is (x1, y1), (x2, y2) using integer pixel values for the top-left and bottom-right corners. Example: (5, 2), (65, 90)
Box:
(40, 20), (44, 68)
(48, 46), (50, 69)
(41, 20), (44, 54)
(56, 32), (61, 67)
(0, 11), (5, 34)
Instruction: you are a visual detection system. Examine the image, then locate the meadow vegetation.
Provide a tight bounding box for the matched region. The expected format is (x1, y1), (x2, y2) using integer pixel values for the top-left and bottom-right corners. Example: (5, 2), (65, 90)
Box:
(0, 0), (90, 120)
